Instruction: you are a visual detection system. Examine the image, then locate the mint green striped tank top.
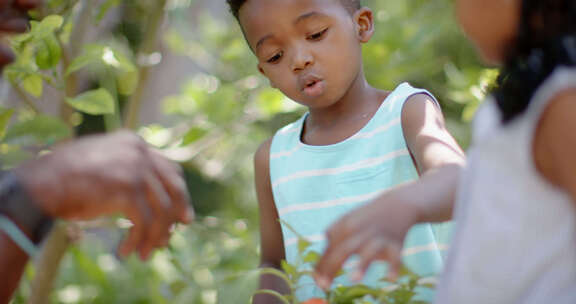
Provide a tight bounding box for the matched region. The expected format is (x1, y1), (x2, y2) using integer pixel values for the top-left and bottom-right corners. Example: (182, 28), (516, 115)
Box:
(269, 83), (451, 301)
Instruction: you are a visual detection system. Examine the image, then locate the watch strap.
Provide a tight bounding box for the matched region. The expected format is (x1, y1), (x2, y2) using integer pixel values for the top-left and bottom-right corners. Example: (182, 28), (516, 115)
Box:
(0, 171), (54, 244)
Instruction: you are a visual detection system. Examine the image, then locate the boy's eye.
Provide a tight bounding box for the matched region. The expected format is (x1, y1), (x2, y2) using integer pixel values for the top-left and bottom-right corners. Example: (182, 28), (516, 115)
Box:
(308, 28), (328, 41)
(267, 51), (283, 63)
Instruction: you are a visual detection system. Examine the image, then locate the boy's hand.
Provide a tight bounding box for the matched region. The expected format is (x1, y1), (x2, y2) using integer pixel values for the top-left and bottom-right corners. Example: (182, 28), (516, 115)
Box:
(14, 130), (194, 260)
(314, 191), (422, 290)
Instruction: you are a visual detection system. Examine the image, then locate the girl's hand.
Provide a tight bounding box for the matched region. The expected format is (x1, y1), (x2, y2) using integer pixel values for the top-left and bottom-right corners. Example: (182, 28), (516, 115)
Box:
(313, 188), (422, 290)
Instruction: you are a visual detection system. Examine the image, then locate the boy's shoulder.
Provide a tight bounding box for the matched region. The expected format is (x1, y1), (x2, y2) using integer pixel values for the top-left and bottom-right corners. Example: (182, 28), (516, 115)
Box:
(254, 137), (273, 175)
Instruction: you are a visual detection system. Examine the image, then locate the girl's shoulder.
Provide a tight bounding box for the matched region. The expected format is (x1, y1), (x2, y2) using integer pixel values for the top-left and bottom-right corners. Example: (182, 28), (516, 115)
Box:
(532, 69), (576, 197)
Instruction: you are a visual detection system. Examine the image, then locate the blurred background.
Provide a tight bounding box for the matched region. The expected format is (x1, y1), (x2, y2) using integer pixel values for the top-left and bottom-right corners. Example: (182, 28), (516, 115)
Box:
(1, 0), (496, 303)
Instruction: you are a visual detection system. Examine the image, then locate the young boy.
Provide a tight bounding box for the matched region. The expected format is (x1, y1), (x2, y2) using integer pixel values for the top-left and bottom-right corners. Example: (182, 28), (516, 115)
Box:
(226, 0), (465, 302)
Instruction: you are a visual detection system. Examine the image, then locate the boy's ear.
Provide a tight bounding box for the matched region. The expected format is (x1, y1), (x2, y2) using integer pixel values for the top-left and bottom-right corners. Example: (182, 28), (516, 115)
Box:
(258, 64), (276, 88)
(354, 7), (375, 43)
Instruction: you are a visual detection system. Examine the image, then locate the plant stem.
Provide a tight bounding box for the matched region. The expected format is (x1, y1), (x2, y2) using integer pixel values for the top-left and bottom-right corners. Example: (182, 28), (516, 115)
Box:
(28, 0), (95, 301)
(123, 0), (168, 129)
(28, 224), (73, 304)
(10, 83), (40, 114)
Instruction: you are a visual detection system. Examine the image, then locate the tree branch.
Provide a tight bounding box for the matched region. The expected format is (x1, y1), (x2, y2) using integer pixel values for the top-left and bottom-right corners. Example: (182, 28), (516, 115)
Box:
(28, 224), (73, 304)
(27, 0), (96, 302)
(124, 0), (168, 129)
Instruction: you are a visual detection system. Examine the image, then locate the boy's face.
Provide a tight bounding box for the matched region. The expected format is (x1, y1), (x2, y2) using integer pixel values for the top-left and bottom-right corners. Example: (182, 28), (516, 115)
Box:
(455, 0), (520, 65)
(239, 0), (373, 108)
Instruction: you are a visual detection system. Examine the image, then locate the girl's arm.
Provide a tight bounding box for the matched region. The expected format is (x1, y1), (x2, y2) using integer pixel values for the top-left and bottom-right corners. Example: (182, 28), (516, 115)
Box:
(253, 139), (291, 304)
(533, 89), (576, 205)
(314, 94), (465, 288)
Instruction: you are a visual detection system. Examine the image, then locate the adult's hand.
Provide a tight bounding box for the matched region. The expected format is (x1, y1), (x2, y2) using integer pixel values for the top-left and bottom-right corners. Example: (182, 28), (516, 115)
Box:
(13, 130), (194, 260)
(0, 0), (42, 69)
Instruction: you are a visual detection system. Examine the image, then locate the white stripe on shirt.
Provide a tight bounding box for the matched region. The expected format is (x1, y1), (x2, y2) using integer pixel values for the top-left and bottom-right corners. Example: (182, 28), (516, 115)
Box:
(278, 189), (384, 217)
(271, 119), (401, 159)
(272, 149), (410, 188)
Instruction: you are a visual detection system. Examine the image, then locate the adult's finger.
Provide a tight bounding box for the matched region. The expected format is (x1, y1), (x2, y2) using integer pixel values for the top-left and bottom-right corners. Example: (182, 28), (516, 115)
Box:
(148, 149), (193, 224)
(137, 171), (173, 260)
(0, 16), (28, 32)
(0, 44), (15, 67)
(15, 0), (41, 10)
(118, 191), (152, 259)
(0, 0), (11, 9)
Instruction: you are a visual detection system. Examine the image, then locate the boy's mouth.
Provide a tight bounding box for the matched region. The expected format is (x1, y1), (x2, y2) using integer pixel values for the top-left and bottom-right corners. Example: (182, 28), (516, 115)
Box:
(300, 76), (325, 97)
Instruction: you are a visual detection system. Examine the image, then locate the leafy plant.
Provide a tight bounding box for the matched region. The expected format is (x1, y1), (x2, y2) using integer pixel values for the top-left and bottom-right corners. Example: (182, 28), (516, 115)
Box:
(253, 221), (436, 304)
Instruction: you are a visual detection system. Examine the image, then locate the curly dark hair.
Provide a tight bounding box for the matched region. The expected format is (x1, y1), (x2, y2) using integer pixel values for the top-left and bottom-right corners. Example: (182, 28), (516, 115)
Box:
(226, 0), (361, 21)
(494, 0), (576, 123)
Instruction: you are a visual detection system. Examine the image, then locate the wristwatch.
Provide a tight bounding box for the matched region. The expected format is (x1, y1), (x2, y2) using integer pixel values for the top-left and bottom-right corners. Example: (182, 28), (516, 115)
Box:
(0, 171), (54, 244)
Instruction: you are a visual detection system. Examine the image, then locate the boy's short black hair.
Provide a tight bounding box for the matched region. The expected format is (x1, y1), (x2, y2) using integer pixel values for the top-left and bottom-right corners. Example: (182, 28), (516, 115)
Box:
(227, 0), (361, 21)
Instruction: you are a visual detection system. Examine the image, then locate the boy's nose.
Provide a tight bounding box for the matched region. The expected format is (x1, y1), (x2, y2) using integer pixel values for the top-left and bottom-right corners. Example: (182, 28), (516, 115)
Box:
(292, 48), (314, 72)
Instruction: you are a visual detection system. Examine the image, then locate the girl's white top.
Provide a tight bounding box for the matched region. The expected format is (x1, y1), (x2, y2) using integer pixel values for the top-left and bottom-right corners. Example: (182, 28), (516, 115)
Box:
(435, 67), (576, 304)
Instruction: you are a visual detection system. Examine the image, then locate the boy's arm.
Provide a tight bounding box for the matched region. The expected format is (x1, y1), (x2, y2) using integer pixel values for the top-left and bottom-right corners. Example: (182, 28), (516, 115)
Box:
(314, 94), (465, 288)
(253, 139), (291, 304)
(534, 89), (576, 207)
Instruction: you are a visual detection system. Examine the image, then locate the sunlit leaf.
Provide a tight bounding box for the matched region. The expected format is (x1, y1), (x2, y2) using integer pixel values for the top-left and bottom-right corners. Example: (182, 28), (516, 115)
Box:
(66, 88), (115, 115)
(281, 260), (297, 279)
(65, 45), (105, 75)
(182, 127), (208, 146)
(96, 0), (122, 22)
(35, 34), (61, 69)
(31, 15), (63, 39)
(298, 239), (311, 255)
(21, 74), (43, 97)
(303, 251), (320, 264)
(4, 115), (71, 145)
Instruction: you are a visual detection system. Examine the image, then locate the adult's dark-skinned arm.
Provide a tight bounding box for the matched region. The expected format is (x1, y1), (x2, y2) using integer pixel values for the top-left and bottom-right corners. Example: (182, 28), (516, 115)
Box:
(0, 131), (194, 303)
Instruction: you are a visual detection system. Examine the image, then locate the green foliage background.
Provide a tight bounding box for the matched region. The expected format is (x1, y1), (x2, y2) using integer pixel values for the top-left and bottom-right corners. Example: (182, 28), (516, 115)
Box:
(1, 0), (496, 303)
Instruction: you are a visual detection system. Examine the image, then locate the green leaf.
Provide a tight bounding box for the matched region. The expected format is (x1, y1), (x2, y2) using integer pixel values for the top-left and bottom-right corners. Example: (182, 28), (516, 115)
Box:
(251, 289), (290, 304)
(303, 251), (320, 264)
(0, 145), (34, 169)
(280, 260), (297, 279)
(21, 74), (43, 97)
(339, 284), (380, 301)
(4, 115), (71, 145)
(96, 0), (122, 22)
(65, 45), (104, 75)
(71, 247), (108, 285)
(31, 15), (63, 38)
(181, 127), (208, 146)
(298, 238), (311, 255)
(66, 88), (116, 115)
(35, 34), (61, 69)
